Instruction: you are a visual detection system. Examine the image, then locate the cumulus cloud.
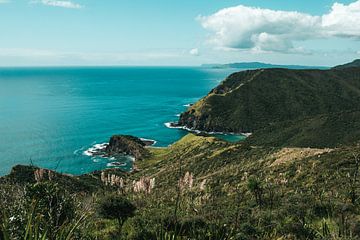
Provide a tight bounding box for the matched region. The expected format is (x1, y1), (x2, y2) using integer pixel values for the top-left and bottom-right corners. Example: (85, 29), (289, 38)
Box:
(37, 0), (82, 9)
(199, 1), (360, 53)
(322, 1), (360, 38)
(189, 48), (199, 56)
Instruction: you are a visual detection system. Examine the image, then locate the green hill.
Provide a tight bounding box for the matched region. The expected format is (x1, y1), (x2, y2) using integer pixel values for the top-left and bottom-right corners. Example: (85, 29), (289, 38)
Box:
(333, 59), (360, 69)
(246, 110), (360, 148)
(178, 67), (360, 145)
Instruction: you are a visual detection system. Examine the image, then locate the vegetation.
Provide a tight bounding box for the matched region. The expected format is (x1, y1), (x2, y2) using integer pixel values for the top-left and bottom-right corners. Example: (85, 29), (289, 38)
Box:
(2, 61), (360, 239)
(2, 133), (360, 239)
(97, 195), (136, 231)
(179, 66), (360, 135)
(246, 110), (360, 148)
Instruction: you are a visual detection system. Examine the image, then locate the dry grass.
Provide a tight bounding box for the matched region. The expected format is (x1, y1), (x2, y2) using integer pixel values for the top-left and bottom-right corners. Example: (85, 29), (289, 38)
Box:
(269, 147), (333, 167)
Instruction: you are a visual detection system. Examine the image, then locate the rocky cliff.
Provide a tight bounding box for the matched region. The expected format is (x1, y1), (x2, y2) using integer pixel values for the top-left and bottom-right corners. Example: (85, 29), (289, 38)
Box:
(105, 135), (150, 160)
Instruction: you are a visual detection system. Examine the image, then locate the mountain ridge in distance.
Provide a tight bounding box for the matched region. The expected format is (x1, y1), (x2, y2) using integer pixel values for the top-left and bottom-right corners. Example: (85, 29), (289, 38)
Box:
(202, 61), (329, 70)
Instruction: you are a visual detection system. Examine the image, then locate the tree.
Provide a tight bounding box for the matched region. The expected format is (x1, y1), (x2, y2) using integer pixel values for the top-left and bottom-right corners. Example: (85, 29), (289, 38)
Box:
(97, 194), (136, 231)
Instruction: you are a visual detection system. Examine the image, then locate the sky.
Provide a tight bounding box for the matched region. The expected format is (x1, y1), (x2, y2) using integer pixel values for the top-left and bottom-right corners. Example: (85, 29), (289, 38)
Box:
(0, 0), (359, 66)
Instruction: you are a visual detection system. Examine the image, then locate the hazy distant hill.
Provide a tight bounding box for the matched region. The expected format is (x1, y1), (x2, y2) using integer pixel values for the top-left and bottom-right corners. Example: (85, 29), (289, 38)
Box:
(202, 62), (329, 70)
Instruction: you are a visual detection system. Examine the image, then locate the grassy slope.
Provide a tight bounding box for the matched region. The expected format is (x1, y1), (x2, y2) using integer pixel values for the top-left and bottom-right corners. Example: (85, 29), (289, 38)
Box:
(129, 134), (360, 234)
(246, 110), (360, 148)
(3, 134), (360, 238)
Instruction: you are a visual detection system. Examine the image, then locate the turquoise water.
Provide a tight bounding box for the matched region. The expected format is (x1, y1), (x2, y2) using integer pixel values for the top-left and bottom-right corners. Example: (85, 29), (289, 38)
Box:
(0, 67), (237, 175)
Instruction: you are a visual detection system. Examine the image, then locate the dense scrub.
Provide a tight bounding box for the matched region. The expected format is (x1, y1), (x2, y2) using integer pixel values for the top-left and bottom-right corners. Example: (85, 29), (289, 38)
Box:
(178, 67), (360, 134)
(2, 134), (360, 239)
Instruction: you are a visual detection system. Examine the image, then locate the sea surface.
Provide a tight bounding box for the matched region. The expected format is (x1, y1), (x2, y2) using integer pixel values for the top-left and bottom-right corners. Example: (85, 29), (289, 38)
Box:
(0, 67), (244, 176)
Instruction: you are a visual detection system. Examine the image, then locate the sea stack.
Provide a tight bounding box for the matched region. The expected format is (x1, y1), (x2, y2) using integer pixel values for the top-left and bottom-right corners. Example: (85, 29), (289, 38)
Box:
(105, 135), (150, 160)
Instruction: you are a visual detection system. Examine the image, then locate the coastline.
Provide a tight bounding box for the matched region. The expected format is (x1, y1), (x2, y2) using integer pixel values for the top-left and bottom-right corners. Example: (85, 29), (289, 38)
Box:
(164, 121), (252, 137)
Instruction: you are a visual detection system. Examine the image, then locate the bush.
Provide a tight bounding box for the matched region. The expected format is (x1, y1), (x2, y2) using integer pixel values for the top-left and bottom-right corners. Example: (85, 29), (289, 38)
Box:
(25, 182), (76, 232)
(97, 194), (136, 231)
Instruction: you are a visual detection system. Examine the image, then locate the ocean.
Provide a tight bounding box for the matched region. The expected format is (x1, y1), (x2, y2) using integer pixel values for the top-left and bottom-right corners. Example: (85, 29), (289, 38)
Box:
(0, 66), (243, 176)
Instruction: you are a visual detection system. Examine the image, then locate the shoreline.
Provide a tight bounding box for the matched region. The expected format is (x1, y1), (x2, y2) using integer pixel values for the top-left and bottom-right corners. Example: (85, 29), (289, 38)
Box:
(164, 121), (252, 137)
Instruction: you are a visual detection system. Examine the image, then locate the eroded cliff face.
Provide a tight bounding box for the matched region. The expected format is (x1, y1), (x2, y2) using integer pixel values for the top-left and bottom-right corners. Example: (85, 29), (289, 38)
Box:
(178, 67), (360, 134)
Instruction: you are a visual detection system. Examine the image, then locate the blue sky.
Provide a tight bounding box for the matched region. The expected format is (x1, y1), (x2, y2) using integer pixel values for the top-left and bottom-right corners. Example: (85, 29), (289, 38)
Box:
(0, 0), (359, 66)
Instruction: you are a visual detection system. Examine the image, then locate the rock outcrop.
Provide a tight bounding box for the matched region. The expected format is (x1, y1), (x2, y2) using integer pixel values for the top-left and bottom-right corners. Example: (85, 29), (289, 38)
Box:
(105, 135), (150, 160)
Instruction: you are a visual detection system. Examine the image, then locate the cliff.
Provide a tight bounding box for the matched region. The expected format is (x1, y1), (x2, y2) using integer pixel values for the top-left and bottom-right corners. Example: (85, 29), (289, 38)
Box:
(178, 66), (360, 146)
(105, 135), (150, 160)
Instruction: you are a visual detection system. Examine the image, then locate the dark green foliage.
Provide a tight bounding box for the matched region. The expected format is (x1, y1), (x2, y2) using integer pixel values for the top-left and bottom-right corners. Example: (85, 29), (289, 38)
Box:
(333, 59), (360, 69)
(97, 194), (136, 230)
(25, 182), (76, 237)
(246, 110), (360, 148)
(179, 67), (360, 148)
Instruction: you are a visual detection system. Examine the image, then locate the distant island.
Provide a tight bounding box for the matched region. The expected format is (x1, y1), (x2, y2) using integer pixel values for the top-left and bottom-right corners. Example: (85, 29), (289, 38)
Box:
(202, 61), (329, 70)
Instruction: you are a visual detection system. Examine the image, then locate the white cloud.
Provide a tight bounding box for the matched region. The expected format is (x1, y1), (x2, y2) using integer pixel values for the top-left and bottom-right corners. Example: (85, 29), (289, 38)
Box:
(322, 1), (360, 38)
(199, 1), (360, 53)
(38, 0), (82, 9)
(189, 48), (199, 56)
(0, 0), (10, 3)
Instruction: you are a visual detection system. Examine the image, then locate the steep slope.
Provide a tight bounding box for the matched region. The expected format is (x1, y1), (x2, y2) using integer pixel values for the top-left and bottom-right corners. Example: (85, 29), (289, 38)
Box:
(333, 59), (360, 69)
(178, 67), (360, 135)
(246, 110), (360, 148)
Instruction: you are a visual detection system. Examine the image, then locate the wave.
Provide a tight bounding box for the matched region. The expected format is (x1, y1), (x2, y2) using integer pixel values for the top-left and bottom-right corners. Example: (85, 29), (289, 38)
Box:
(140, 138), (157, 146)
(107, 162), (127, 167)
(183, 103), (193, 107)
(83, 143), (108, 157)
(164, 122), (252, 137)
(164, 122), (201, 133)
(73, 147), (85, 155)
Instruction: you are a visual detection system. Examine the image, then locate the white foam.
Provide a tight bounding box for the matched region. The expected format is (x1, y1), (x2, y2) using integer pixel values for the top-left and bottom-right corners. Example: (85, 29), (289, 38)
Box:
(164, 122), (199, 133)
(73, 147), (84, 155)
(140, 137), (157, 146)
(175, 114), (181, 117)
(243, 133), (252, 137)
(183, 103), (192, 107)
(83, 142), (108, 157)
(164, 122), (178, 129)
(107, 162), (127, 167)
(164, 122), (251, 137)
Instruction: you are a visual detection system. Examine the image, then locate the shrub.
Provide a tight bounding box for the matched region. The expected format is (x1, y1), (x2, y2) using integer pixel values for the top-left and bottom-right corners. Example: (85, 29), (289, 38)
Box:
(97, 194), (136, 231)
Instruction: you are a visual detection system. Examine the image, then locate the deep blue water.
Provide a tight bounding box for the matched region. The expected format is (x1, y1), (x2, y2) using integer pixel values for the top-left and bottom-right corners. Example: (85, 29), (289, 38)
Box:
(0, 67), (237, 175)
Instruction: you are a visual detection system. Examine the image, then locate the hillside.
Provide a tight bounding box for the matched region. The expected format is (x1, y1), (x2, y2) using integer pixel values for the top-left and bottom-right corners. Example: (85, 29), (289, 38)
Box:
(333, 59), (360, 69)
(178, 67), (360, 146)
(2, 134), (360, 239)
(3, 61), (360, 239)
(246, 110), (360, 148)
